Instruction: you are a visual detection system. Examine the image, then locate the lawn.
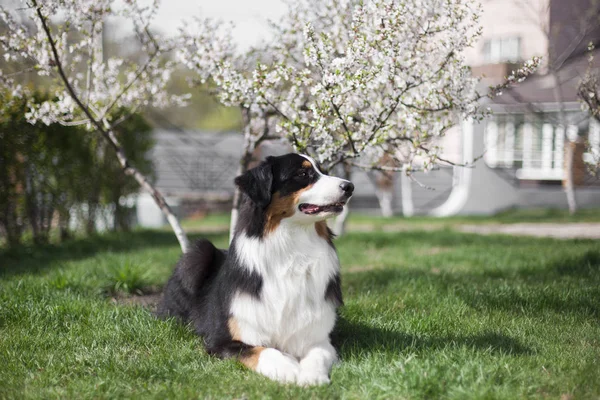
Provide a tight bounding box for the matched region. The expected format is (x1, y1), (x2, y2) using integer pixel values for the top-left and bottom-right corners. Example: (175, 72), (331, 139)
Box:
(179, 208), (600, 234)
(1, 214), (599, 399)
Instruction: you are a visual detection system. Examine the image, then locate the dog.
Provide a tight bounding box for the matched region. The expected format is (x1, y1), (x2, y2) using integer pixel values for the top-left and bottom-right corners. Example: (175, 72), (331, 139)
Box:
(157, 153), (354, 385)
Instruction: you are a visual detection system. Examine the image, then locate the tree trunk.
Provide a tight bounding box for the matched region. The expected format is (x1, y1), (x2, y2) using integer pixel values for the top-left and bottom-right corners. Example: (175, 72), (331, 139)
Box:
(229, 109), (255, 242)
(39, 192), (53, 243)
(551, 70), (577, 214)
(368, 169), (395, 217)
(229, 189), (241, 243)
(24, 165), (41, 243)
(375, 188), (394, 217)
(126, 160), (189, 251)
(114, 201), (130, 232)
(229, 143), (254, 243)
(331, 163), (352, 236)
(331, 204), (350, 236)
(85, 188), (99, 236)
(0, 199), (23, 247)
(92, 129), (188, 249)
(112, 187), (131, 232)
(564, 140), (577, 214)
(400, 166), (414, 217)
(85, 207), (96, 235)
(58, 208), (71, 242)
(0, 154), (24, 247)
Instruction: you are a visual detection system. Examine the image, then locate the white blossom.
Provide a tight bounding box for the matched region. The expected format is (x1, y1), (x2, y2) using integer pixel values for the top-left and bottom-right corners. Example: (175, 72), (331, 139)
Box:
(0, 0), (194, 128)
(181, 0), (538, 172)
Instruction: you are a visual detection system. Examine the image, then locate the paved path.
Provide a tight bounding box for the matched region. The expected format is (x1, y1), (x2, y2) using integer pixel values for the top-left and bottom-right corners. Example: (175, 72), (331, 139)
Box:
(457, 223), (600, 239)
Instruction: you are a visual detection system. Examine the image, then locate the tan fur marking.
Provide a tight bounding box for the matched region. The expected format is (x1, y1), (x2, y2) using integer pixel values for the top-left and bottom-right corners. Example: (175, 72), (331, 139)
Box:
(315, 221), (331, 243)
(264, 186), (313, 234)
(302, 160), (312, 168)
(228, 318), (265, 370)
(239, 346), (266, 370)
(228, 317), (242, 341)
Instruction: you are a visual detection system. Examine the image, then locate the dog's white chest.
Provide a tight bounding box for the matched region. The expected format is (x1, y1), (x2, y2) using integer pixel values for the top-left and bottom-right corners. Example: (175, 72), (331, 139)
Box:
(230, 229), (339, 357)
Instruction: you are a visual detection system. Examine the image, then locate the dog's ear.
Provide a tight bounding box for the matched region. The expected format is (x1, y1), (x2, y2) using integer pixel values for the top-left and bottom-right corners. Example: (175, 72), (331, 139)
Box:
(234, 159), (273, 208)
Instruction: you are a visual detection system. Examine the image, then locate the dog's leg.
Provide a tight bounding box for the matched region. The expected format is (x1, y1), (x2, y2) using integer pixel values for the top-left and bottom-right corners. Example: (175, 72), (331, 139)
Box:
(240, 347), (301, 383)
(297, 341), (337, 386)
(209, 341), (300, 384)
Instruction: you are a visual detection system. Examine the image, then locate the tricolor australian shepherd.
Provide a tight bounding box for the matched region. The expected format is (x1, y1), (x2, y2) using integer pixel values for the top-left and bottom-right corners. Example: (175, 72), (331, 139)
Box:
(157, 153), (354, 385)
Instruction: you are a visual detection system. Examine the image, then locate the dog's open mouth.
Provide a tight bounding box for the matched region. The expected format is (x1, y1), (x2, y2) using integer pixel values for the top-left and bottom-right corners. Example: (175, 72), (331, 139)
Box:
(299, 202), (345, 215)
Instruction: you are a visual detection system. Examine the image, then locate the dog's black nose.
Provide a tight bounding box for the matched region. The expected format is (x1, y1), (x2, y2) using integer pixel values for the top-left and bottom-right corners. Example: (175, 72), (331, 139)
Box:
(340, 181), (354, 195)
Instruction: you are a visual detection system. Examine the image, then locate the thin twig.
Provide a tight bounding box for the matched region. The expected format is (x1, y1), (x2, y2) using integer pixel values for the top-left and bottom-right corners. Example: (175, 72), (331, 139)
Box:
(330, 98), (358, 155)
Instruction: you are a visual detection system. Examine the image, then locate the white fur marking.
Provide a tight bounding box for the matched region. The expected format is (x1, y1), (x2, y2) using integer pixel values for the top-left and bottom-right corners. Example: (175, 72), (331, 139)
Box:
(299, 154), (324, 176)
(297, 154), (352, 216)
(256, 348), (301, 383)
(231, 225), (339, 358)
(297, 341), (337, 386)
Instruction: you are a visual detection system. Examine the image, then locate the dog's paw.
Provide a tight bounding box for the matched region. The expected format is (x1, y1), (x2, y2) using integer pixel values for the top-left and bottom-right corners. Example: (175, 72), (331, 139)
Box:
(255, 348), (301, 383)
(297, 369), (331, 386)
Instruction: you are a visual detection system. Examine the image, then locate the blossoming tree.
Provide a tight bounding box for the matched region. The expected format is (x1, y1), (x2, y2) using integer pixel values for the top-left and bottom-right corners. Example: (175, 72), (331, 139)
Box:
(2, 0), (538, 248)
(579, 44), (600, 174)
(180, 0), (538, 233)
(0, 0), (198, 252)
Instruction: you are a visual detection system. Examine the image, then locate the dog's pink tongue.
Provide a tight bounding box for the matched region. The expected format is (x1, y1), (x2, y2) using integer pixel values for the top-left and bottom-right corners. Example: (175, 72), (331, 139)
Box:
(304, 204), (320, 213)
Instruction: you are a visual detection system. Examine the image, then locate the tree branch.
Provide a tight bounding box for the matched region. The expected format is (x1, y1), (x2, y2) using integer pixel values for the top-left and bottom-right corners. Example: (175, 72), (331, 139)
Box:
(32, 1), (189, 253)
(100, 27), (162, 119)
(330, 98), (358, 155)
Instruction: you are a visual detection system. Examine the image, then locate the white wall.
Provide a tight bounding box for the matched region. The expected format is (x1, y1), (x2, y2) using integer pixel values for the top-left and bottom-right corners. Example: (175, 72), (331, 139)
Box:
(464, 0), (549, 67)
(136, 193), (182, 228)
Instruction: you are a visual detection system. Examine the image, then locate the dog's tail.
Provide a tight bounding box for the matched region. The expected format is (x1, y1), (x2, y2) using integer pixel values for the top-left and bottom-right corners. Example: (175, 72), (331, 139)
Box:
(156, 238), (226, 321)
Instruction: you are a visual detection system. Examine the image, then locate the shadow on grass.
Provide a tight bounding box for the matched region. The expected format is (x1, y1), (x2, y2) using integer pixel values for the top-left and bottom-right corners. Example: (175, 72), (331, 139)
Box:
(0, 230), (226, 278)
(542, 250), (600, 278)
(343, 248), (600, 319)
(333, 318), (533, 357)
(460, 250), (600, 319)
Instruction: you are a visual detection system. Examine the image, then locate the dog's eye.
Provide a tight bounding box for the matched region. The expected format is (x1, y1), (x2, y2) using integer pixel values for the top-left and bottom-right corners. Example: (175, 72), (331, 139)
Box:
(297, 169), (308, 178)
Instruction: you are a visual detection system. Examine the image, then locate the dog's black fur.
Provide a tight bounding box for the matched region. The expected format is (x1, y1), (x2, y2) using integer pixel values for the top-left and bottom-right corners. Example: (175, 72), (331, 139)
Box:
(157, 238), (263, 358)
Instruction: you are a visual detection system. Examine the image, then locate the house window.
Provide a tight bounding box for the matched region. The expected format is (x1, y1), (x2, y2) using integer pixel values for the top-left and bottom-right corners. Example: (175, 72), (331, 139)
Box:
(485, 112), (599, 181)
(482, 37), (521, 63)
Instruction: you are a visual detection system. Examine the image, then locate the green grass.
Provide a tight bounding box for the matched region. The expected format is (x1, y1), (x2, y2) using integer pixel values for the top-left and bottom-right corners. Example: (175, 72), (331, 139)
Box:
(103, 259), (152, 295)
(177, 208), (600, 234)
(179, 213), (232, 231)
(345, 207), (600, 231)
(1, 223), (599, 399)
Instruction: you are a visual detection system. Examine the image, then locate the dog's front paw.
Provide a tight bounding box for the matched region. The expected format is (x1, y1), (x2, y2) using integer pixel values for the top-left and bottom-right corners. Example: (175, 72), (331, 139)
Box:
(297, 369), (331, 386)
(255, 348), (300, 383)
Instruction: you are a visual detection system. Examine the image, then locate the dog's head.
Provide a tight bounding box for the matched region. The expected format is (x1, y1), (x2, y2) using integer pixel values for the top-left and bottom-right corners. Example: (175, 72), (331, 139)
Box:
(234, 153), (354, 235)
